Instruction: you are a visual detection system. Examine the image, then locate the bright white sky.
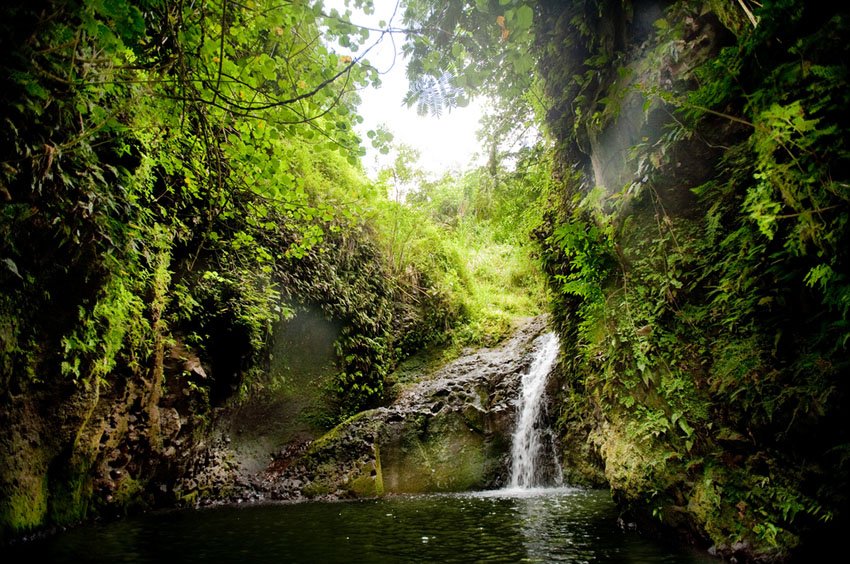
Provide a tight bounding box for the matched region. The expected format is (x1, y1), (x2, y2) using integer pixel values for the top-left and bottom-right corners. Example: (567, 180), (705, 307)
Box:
(324, 0), (486, 177)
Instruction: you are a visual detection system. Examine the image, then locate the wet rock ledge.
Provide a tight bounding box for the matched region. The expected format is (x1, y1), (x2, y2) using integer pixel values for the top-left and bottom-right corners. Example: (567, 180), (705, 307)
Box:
(234, 315), (553, 501)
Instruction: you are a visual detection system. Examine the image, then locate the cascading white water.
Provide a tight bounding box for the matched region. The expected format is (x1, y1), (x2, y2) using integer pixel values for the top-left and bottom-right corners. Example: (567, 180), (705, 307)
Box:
(509, 332), (561, 489)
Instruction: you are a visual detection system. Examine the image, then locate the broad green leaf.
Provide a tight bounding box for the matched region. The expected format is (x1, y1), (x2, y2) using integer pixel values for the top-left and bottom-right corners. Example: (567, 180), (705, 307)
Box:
(515, 5), (533, 30)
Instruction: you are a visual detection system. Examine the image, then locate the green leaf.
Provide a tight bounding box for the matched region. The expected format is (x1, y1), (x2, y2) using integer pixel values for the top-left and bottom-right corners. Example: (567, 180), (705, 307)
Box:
(3, 258), (22, 279)
(515, 5), (533, 30)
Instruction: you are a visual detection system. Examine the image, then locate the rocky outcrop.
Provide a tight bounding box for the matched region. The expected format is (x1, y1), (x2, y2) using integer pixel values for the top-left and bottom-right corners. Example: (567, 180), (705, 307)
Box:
(237, 316), (554, 501)
(0, 337), (215, 541)
(3, 308), (549, 536)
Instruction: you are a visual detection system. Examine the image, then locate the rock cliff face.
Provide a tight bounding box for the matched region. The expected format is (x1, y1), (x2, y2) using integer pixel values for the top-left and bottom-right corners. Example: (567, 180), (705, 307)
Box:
(1, 303), (554, 542)
(237, 316), (555, 501)
(0, 338), (214, 538)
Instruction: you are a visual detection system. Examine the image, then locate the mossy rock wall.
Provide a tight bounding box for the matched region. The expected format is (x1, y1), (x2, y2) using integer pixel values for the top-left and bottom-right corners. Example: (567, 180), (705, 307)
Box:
(537, 0), (850, 560)
(379, 411), (494, 494)
(0, 334), (220, 541)
(253, 317), (554, 500)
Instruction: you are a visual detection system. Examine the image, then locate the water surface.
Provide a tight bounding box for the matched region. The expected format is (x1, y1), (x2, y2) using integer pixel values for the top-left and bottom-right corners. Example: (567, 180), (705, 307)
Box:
(7, 488), (714, 563)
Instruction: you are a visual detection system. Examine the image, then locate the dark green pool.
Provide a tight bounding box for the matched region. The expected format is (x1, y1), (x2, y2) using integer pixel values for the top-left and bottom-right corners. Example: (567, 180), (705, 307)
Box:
(6, 488), (715, 563)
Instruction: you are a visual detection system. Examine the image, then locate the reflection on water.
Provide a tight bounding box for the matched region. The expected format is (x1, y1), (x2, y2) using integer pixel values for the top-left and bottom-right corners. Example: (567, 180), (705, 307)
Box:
(6, 489), (714, 563)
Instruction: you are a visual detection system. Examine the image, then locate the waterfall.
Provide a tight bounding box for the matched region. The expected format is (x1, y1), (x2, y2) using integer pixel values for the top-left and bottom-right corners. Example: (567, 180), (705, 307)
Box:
(509, 332), (561, 489)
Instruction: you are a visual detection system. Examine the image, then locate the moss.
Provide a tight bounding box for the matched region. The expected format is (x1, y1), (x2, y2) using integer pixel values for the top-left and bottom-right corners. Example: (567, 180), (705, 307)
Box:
(373, 444), (384, 495)
(594, 419), (676, 502)
(178, 490), (199, 507)
(111, 475), (144, 510)
(536, 1), (850, 557)
(346, 455), (383, 497)
(687, 472), (724, 538)
(306, 409), (376, 454)
(0, 473), (48, 540)
(302, 481), (332, 498)
(48, 458), (94, 526)
(380, 413), (490, 493)
(704, 0), (752, 36)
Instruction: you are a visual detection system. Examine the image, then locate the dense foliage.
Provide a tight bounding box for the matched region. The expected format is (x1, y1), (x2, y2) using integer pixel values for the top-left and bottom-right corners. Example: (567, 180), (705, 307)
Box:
(0, 0), (372, 404)
(0, 0), (491, 420)
(533, 0), (850, 559)
(0, 0), (549, 538)
(402, 0), (850, 559)
(375, 142), (549, 350)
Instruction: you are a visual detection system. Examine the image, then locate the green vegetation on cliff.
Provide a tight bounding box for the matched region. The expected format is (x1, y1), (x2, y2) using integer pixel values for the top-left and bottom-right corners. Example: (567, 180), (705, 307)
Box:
(0, 0), (545, 539)
(401, 0), (850, 559)
(534, 1), (849, 558)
